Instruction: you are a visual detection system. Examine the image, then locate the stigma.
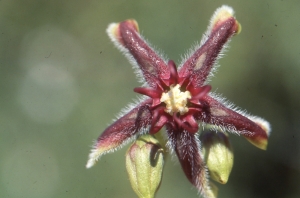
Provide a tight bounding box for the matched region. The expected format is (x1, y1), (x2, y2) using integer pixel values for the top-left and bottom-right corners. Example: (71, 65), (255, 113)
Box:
(160, 84), (191, 115)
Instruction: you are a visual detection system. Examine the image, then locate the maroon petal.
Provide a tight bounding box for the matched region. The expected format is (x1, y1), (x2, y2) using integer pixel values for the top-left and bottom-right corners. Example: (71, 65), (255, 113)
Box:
(166, 125), (210, 197)
(178, 6), (241, 87)
(190, 85), (212, 100)
(173, 113), (199, 133)
(200, 95), (270, 150)
(107, 20), (169, 88)
(149, 107), (169, 134)
(134, 87), (162, 99)
(86, 99), (152, 168)
(166, 60), (179, 85)
(181, 114), (199, 133)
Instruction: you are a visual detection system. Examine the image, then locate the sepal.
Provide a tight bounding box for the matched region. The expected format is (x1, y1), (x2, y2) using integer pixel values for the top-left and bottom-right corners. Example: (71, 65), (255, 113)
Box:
(86, 99), (152, 168)
(107, 19), (169, 87)
(200, 95), (270, 151)
(178, 5), (241, 87)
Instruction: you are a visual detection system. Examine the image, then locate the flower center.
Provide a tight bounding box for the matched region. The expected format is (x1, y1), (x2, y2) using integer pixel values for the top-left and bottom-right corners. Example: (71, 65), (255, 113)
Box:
(160, 84), (191, 115)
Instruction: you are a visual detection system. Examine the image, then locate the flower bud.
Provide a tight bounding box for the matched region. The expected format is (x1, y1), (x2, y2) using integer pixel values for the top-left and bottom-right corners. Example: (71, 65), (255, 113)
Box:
(126, 135), (164, 198)
(200, 131), (234, 184)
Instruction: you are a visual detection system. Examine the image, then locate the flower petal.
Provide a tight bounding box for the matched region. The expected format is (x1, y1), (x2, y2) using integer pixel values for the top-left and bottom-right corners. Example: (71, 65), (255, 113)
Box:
(166, 126), (211, 198)
(149, 107), (169, 134)
(200, 95), (270, 150)
(243, 115), (271, 149)
(178, 5), (241, 87)
(107, 19), (169, 87)
(86, 99), (152, 168)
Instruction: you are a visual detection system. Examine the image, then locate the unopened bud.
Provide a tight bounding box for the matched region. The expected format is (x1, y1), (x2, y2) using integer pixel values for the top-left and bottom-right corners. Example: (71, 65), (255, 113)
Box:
(126, 135), (164, 198)
(201, 131), (234, 184)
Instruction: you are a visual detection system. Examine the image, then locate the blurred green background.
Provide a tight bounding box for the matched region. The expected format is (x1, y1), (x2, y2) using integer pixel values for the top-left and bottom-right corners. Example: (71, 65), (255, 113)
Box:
(0, 0), (299, 197)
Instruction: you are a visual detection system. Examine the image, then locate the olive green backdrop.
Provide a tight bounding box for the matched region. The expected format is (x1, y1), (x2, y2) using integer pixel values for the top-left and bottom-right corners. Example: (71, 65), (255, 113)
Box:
(0, 0), (299, 197)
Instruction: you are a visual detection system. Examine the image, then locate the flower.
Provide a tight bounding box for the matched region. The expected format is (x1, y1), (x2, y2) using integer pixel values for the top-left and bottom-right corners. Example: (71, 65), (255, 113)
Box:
(86, 5), (271, 198)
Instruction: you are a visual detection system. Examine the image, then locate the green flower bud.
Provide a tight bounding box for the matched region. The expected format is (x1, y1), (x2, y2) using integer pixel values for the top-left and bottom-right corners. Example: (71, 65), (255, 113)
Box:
(201, 131), (234, 184)
(126, 135), (164, 198)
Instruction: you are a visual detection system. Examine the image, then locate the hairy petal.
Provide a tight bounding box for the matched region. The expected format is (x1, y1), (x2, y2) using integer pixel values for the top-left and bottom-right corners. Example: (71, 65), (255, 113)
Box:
(200, 95), (270, 150)
(179, 5), (241, 87)
(166, 126), (211, 198)
(244, 115), (271, 149)
(107, 19), (169, 87)
(86, 99), (152, 168)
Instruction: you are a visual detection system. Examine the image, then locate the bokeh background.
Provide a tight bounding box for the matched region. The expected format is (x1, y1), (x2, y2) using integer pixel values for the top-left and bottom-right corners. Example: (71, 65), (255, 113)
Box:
(0, 0), (299, 197)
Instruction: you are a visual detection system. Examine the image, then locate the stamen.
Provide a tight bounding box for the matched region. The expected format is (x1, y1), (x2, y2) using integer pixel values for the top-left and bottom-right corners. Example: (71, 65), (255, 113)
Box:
(160, 84), (191, 115)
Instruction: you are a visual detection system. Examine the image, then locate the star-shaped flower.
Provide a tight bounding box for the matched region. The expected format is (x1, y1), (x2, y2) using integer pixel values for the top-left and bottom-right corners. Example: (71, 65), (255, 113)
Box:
(86, 5), (270, 198)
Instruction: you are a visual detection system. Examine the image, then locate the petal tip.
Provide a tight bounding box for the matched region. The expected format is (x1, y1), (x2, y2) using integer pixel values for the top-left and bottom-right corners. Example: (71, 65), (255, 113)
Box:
(209, 5), (241, 34)
(106, 19), (139, 39)
(107, 22), (121, 43)
(247, 137), (268, 150)
(86, 147), (102, 168)
(236, 21), (242, 34)
(251, 116), (271, 137)
(86, 158), (96, 169)
(245, 116), (271, 150)
(211, 5), (235, 24)
(124, 19), (139, 32)
(106, 19), (140, 50)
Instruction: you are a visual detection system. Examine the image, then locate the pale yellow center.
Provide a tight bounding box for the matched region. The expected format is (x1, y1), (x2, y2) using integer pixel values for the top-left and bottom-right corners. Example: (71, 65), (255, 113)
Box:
(160, 84), (191, 115)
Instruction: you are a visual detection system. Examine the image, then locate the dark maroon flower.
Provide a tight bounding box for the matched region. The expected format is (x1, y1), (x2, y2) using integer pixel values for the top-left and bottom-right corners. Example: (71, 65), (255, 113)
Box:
(86, 5), (270, 198)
